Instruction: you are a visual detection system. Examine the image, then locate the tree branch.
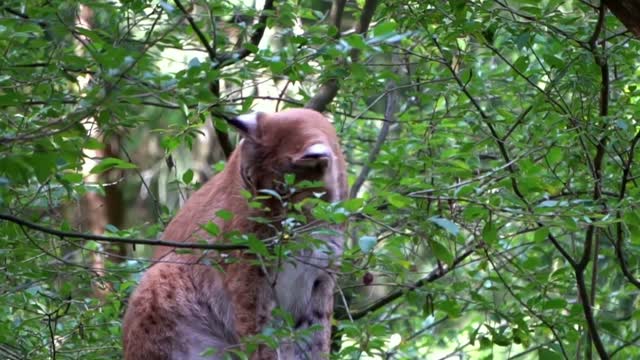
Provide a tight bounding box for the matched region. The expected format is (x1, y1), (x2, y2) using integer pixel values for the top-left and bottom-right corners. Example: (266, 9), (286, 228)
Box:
(429, 37), (582, 271)
(603, 0), (640, 38)
(350, 81), (395, 198)
(353, 3), (379, 43)
(485, 249), (569, 359)
(174, 0), (275, 158)
(336, 245), (477, 320)
(1, 6), (48, 28)
(576, 269), (609, 359)
(2, 6), (29, 19)
(589, 1), (607, 49)
(615, 131), (640, 290)
(305, 0), (379, 112)
(173, 0), (216, 60)
(215, 0), (275, 69)
(329, 0), (347, 34)
(0, 213), (247, 251)
(580, 5), (610, 358)
(217, 0), (274, 157)
(610, 332), (640, 358)
(432, 37), (528, 205)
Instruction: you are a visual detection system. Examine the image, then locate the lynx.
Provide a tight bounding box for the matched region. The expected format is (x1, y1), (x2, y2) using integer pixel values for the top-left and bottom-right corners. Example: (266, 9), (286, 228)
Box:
(122, 109), (348, 359)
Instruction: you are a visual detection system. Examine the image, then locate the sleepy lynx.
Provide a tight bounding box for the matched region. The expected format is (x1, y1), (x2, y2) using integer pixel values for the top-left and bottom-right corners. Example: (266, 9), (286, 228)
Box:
(122, 108), (347, 359)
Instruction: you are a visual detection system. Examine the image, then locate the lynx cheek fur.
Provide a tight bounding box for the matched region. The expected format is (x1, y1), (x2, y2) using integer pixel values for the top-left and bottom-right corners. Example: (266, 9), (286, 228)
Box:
(122, 109), (348, 360)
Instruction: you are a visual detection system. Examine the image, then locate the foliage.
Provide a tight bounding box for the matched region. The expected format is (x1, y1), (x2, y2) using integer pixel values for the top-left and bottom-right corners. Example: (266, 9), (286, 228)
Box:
(1, 0), (640, 359)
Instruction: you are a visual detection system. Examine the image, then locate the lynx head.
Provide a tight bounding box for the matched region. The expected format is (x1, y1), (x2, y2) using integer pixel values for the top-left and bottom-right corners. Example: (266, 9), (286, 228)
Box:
(226, 108), (347, 206)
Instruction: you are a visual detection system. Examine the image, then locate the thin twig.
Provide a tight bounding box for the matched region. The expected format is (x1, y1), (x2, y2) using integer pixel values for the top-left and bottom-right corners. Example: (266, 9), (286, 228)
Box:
(173, 0), (216, 60)
(610, 333), (640, 358)
(350, 81), (396, 198)
(615, 132), (640, 289)
(485, 249), (569, 359)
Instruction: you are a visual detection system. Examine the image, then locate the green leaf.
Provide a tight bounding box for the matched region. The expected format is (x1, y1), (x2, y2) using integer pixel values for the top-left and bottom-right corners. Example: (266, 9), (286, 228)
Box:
(240, 189), (253, 200)
(534, 227), (549, 242)
(358, 236), (377, 253)
(284, 173), (295, 185)
(247, 236), (269, 256)
(429, 217), (459, 236)
(182, 169), (194, 184)
(342, 198), (364, 212)
(485, 324), (511, 347)
(269, 59), (287, 74)
(216, 209), (233, 222)
(90, 157), (137, 174)
(199, 347), (218, 357)
(372, 22), (397, 37)
(387, 193), (412, 208)
(30, 153), (57, 183)
(213, 161), (226, 172)
(538, 348), (563, 360)
(438, 299), (462, 317)
(200, 221), (220, 237)
(161, 136), (181, 152)
(84, 138), (105, 150)
(344, 34), (368, 50)
(543, 53), (564, 68)
(61, 172), (83, 183)
(513, 56), (529, 73)
(547, 147), (563, 165)
(482, 222), (498, 244)
(428, 239), (453, 265)
(368, 323), (387, 336)
(542, 298), (567, 310)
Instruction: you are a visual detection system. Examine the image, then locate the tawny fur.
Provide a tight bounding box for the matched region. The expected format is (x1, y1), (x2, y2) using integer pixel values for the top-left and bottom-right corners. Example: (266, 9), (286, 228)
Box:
(122, 109), (347, 360)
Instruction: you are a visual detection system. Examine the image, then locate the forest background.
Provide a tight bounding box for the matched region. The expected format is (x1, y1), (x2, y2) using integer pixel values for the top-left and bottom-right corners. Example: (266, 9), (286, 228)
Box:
(1, 0), (640, 359)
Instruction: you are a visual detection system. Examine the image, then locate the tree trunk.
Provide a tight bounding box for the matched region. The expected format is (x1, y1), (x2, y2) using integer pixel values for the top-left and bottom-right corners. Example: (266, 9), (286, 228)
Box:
(75, 4), (126, 296)
(605, 0), (640, 37)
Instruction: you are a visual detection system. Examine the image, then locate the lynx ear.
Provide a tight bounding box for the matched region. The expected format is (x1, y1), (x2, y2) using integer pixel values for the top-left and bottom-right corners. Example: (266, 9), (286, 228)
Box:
(294, 143), (332, 168)
(227, 112), (261, 140)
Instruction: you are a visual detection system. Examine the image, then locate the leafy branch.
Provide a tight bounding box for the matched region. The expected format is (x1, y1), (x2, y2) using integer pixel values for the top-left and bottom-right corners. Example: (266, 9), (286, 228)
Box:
(430, 7), (613, 357)
(0, 214), (247, 251)
(305, 0), (379, 112)
(336, 244), (478, 321)
(173, 0), (275, 158)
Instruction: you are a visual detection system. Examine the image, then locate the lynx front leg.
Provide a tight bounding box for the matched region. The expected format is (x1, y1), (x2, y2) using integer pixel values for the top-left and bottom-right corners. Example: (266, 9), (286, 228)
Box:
(270, 226), (343, 359)
(297, 280), (335, 359)
(273, 272), (335, 360)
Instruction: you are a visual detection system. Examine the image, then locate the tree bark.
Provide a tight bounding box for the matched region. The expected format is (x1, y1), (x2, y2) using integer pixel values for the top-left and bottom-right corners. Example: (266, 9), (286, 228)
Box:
(604, 0), (640, 37)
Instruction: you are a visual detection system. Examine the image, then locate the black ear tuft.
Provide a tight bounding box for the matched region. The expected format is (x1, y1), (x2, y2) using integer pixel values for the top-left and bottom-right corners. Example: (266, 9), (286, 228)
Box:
(227, 117), (251, 133)
(226, 112), (261, 139)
